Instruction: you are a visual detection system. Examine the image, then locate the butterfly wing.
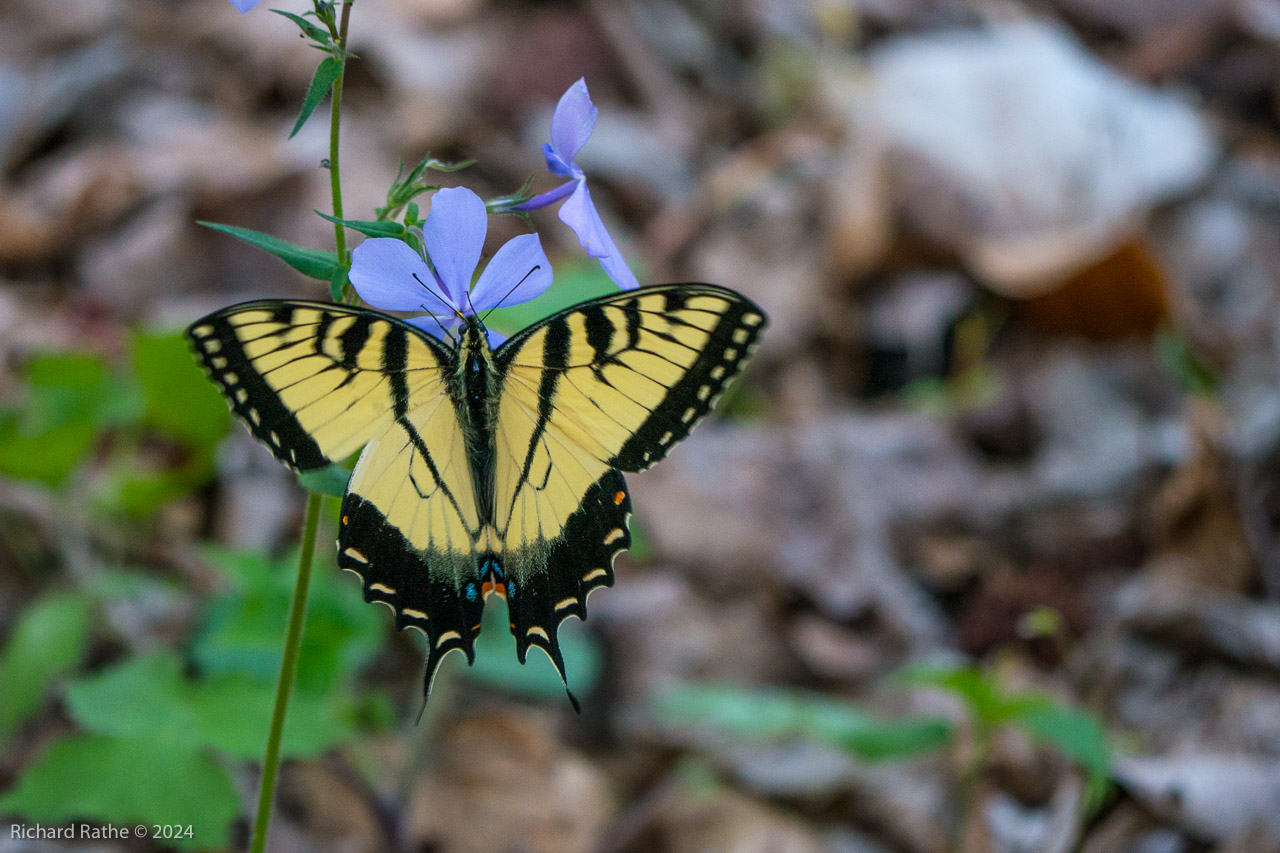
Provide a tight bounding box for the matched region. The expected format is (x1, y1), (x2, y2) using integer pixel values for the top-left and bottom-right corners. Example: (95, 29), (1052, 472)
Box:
(188, 301), (485, 694)
(338, 387), (487, 696)
(490, 283), (766, 680)
(187, 300), (441, 471)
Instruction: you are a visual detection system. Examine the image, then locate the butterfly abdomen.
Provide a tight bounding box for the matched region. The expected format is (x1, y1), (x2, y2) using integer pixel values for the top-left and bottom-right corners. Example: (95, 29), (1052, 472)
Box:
(454, 318), (501, 524)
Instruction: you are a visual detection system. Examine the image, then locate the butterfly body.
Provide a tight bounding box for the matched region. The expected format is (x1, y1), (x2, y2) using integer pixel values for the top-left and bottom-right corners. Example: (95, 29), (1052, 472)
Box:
(187, 284), (765, 704)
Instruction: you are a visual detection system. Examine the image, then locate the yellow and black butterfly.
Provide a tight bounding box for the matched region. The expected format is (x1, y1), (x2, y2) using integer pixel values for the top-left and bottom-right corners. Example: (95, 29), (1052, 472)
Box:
(186, 284), (765, 706)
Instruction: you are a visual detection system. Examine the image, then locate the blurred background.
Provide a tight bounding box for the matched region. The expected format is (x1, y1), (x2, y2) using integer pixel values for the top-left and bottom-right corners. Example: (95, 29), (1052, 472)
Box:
(3, 0), (1280, 851)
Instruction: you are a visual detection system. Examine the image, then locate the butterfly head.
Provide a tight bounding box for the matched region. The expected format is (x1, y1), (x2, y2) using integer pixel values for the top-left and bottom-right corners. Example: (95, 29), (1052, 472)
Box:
(458, 313), (493, 355)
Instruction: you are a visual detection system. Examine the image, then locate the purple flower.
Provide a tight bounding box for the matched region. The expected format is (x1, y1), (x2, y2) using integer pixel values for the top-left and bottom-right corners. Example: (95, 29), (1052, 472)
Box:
(228, 0), (262, 11)
(514, 78), (640, 292)
(350, 187), (552, 346)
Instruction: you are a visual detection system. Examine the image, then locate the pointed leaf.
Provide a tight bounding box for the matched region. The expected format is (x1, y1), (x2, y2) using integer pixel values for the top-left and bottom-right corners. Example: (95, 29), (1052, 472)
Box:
(271, 9), (333, 46)
(289, 56), (343, 139)
(0, 592), (90, 744)
(315, 211), (407, 239)
(0, 735), (238, 850)
(199, 222), (340, 281)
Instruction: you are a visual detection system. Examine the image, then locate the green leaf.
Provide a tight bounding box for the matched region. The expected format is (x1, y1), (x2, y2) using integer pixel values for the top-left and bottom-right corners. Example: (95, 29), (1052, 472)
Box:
(96, 462), (212, 518)
(315, 211), (408, 239)
(801, 701), (952, 760)
(0, 350), (144, 486)
(65, 653), (354, 759)
(0, 592), (91, 744)
(1008, 698), (1112, 810)
(186, 673), (354, 760)
(0, 735), (238, 850)
(656, 683), (797, 738)
(462, 596), (602, 701)
(654, 683), (952, 762)
(297, 463), (352, 497)
(132, 330), (231, 449)
(289, 56), (343, 139)
(199, 222), (341, 281)
(24, 353), (134, 433)
(192, 547), (381, 691)
(896, 665), (1009, 724)
(0, 419), (96, 487)
(272, 9), (333, 46)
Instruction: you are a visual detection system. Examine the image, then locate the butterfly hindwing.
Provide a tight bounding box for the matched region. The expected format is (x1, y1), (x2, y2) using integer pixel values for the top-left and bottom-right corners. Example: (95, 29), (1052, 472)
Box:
(338, 406), (486, 692)
(503, 469), (631, 686)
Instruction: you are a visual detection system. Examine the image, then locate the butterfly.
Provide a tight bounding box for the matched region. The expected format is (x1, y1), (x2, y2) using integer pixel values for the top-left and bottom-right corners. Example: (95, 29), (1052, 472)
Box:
(187, 284), (765, 707)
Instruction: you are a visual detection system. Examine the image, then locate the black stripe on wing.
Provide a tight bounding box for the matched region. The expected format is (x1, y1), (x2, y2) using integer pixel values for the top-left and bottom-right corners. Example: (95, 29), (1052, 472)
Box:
(338, 493), (484, 702)
(188, 303), (331, 471)
(504, 469), (632, 707)
(606, 288), (765, 472)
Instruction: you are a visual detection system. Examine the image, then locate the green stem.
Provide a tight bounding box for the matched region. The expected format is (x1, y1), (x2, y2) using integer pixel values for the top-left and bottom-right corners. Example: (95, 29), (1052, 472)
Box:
(329, 1), (353, 300)
(249, 493), (323, 853)
(250, 5), (354, 851)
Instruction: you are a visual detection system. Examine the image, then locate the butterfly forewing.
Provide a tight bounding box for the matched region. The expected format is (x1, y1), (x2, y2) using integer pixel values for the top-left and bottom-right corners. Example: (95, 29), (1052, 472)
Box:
(187, 301), (449, 470)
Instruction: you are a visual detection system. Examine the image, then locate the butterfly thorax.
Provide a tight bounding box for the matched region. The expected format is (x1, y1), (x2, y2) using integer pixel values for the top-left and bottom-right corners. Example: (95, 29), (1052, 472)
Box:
(454, 316), (499, 524)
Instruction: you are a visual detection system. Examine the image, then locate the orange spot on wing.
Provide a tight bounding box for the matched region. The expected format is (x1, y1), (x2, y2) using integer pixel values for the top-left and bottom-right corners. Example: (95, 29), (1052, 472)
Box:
(481, 580), (508, 600)
(614, 490), (626, 505)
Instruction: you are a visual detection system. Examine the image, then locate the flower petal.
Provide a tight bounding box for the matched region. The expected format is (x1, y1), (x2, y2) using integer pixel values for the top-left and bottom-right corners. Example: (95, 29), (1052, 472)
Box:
(228, 0), (261, 10)
(484, 327), (508, 348)
(422, 187), (487, 305)
(542, 144), (577, 179)
(350, 238), (455, 314)
(469, 233), (553, 313)
(550, 78), (597, 164)
(559, 181), (640, 291)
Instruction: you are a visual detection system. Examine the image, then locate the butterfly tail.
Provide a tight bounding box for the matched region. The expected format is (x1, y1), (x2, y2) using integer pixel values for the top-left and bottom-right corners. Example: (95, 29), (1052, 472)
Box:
(505, 469), (632, 708)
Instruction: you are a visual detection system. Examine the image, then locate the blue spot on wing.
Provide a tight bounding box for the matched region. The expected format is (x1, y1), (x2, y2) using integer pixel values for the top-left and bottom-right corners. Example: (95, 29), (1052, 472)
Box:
(480, 556), (503, 579)
(465, 583), (477, 602)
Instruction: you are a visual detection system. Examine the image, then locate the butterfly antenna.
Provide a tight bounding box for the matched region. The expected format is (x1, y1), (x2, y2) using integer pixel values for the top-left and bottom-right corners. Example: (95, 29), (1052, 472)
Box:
(412, 273), (460, 343)
(479, 265), (541, 326)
